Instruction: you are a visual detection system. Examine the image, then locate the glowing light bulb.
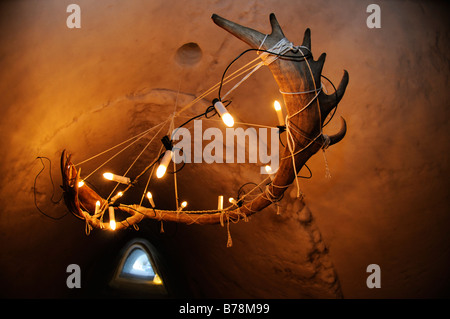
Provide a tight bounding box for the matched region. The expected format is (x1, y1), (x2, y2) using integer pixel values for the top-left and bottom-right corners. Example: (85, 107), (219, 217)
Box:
(94, 200), (100, 215)
(229, 197), (237, 205)
(274, 100), (282, 111)
(213, 99), (235, 127)
(265, 165), (276, 180)
(103, 172), (131, 185)
(78, 180), (84, 188)
(146, 192), (155, 208)
(156, 150), (173, 178)
(274, 100), (285, 126)
(221, 113), (235, 127)
(109, 206), (116, 231)
(218, 195), (223, 210)
(111, 191), (123, 202)
(178, 201), (187, 211)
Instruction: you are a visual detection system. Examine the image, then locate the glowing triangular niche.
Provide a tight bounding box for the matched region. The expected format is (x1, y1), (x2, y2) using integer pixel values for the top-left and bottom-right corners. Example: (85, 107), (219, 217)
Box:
(119, 246), (163, 285)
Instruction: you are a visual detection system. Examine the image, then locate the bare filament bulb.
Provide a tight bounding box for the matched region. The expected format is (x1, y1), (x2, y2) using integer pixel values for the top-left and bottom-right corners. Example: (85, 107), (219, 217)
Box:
(156, 150), (173, 178)
(103, 172), (131, 185)
(213, 99), (234, 127)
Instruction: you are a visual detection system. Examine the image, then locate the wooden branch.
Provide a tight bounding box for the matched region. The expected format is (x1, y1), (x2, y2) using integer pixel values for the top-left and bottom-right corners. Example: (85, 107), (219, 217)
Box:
(60, 13), (349, 230)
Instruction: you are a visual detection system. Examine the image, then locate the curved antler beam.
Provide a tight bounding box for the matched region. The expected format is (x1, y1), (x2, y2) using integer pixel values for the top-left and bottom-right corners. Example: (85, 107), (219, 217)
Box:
(61, 13), (349, 231)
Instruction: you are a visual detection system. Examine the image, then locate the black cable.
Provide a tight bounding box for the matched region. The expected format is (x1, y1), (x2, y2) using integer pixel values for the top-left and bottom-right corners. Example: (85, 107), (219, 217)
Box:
(297, 163), (313, 179)
(34, 156), (67, 220)
(176, 112), (208, 131)
(167, 158), (186, 175)
(237, 181), (264, 203)
(321, 74), (339, 127)
(218, 47), (313, 101)
(175, 99), (232, 132)
(279, 133), (285, 148)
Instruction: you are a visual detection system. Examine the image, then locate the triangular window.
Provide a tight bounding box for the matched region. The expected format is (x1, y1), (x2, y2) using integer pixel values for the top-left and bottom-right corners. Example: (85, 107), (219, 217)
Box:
(110, 241), (166, 295)
(120, 247), (158, 281)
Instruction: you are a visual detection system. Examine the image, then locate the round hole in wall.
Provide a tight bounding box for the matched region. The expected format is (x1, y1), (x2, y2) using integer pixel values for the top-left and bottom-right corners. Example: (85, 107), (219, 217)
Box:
(175, 42), (202, 67)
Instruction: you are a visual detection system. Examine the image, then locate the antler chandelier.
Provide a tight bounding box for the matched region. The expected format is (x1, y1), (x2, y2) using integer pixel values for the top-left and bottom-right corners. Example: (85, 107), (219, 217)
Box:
(60, 13), (349, 246)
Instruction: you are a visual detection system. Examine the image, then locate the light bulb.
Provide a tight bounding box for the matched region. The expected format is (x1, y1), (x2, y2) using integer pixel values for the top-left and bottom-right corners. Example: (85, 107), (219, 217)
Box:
(156, 150), (173, 178)
(94, 200), (100, 215)
(103, 172), (131, 185)
(273, 100), (285, 126)
(274, 100), (282, 111)
(156, 165), (166, 179)
(110, 191), (123, 202)
(221, 113), (235, 127)
(146, 192), (155, 208)
(109, 206), (116, 231)
(178, 201), (187, 211)
(229, 197), (237, 205)
(213, 99), (235, 127)
(218, 195), (224, 210)
(78, 180), (84, 188)
(264, 165), (276, 180)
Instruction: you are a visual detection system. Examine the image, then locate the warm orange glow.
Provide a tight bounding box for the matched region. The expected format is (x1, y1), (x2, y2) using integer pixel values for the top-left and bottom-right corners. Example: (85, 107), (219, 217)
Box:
(146, 192), (155, 208)
(109, 206), (116, 231)
(156, 150), (173, 178)
(274, 100), (285, 126)
(218, 195), (224, 210)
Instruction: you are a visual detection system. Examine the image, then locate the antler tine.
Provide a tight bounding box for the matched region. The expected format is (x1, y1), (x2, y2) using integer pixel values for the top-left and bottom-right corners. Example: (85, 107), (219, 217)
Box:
(211, 14), (266, 49)
(314, 52), (326, 78)
(269, 13), (285, 38)
(328, 117), (347, 146)
(301, 28), (311, 50)
(319, 70), (349, 118)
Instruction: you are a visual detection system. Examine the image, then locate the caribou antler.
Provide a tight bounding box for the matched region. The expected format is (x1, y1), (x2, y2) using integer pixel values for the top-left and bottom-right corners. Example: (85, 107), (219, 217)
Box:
(61, 13), (348, 233)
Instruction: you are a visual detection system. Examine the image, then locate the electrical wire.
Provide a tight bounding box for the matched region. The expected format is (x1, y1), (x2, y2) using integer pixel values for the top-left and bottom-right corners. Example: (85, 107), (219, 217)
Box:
(218, 47), (313, 101)
(321, 74), (339, 127)
(33, 157), (67, 220)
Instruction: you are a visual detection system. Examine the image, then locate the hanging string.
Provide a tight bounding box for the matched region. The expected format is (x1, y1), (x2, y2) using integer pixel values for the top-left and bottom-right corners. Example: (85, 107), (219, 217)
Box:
(139, 144), (164, 206)
(175, 56), (263, 117)
(296, 47), (331, 180)
(105, 119), (171, 202)
(80, 120), (168, 182)
(172, 79), (181, 211)
(75, 122), (165, 166)
(281, 43), (333, 196)
(79, 58), (263, 176)
(219, 37), (309, 101)
(322, 134), (332, 179)
(221, 62), (265, 100)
